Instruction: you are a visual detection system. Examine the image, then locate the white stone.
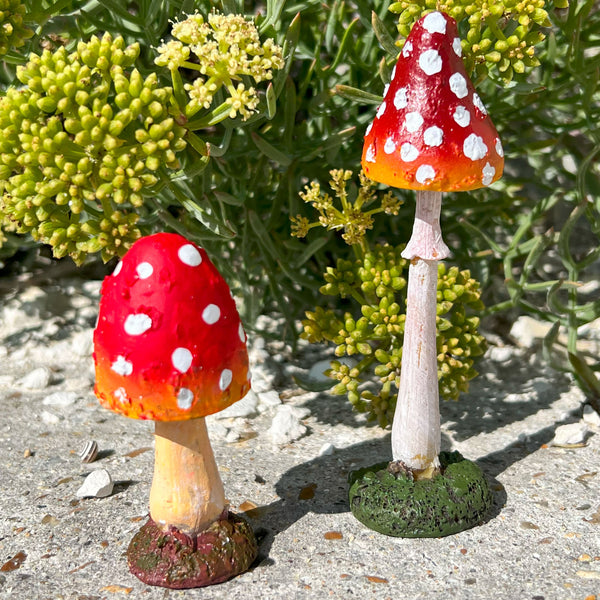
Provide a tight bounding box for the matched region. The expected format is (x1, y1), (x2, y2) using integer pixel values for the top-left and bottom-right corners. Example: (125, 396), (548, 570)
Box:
(487, 345), (514, 363)
(216, 390), (259, 419)
(268, 405), (308, 445)
(307, 359), (334, 384)
(258, 390), (282, 407)
(41, 410), (61, 425)
(76, 469), (114, 498)
(318, 443), (335, 456)
(582, 405), (600, 427)
(71, 331), (93, 357)
(510, 316), (552, 348)
(20, 366), (52, 390)
(42, 391), (78, 407)
(551, 422), (589, 447)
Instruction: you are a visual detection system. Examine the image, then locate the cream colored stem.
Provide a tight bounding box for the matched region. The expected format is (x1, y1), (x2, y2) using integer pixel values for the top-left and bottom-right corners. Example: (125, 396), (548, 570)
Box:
(392, 190), (445, 474)
(149, 418), (226, 536)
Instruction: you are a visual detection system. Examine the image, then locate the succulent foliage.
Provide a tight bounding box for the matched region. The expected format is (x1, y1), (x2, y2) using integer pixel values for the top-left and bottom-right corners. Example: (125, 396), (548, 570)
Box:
(296, 172), (486, 426)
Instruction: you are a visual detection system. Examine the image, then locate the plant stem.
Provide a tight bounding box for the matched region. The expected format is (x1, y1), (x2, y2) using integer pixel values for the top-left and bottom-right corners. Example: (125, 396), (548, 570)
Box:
(392, 190), (449, 476)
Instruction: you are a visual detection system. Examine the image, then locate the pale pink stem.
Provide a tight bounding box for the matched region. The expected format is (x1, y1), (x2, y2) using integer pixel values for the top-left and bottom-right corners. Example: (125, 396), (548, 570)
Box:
(392, 190), (447, 472)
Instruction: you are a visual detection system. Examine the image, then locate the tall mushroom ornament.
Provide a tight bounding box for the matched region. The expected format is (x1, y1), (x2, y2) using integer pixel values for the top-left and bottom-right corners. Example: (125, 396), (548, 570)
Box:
(93, 232), (257, 588)
(349, 11), (502, 537)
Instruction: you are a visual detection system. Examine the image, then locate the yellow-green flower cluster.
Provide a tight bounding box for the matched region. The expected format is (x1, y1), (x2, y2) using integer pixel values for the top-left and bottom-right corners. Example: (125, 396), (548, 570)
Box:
(0, 0), (32, 56)
(292, 169), (402, 248)
(0, 33), (187, 263)
(156, 11), (285, 121)
(302, 246), (486, 427)
(390, 0), (564, 81)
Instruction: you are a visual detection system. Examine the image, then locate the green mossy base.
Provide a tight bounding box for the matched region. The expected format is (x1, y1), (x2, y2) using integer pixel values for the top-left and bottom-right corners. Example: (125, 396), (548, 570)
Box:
(127, 512), (257, 589)
(348, 451), (493, 538)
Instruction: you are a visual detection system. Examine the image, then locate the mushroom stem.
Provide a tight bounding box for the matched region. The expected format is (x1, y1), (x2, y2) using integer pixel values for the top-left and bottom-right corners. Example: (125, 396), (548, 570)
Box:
(401, 190), (450, 262)
(392, 190), (446, 477)
(149, 418), (226, 536)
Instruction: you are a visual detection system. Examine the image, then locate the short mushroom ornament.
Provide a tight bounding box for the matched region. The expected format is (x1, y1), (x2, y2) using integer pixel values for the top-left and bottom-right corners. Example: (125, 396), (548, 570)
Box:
(93, 232), (257, 588)
(349, 11), (501, 537)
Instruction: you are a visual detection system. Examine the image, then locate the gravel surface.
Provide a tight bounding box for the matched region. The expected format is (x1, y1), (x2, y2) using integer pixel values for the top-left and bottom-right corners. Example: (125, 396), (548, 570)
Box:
(0, 270), (599, 600)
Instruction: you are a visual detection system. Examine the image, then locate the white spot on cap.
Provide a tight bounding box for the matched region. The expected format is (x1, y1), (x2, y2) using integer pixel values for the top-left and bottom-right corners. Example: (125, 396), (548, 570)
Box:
(416, 165), (436, 184)
(114, 387), (129, 404)
(424, 126), (443, 147)
(453, 106), (471, 127)
(464, 133), (488, 161)
(495, 137), (504, 157)
(400, 143), (419, 162)
(422, 11), (447, 34)
(383, 83), (390, 97)
(418, 49), (442, 76)
(177, 388), (194, 410)
(124, 313), (152, 336)
(405, 111), (424, 133)
(178, 244), (202, 267)
(202, 304), (220, 324)
(365, 145), (376, 163)
(391, 64), (397, 80)
(365, 122), (373, 137)
(219, 369), (233, 391)
(402, 40), (413, 57)
(111, 356), (133, 376)
(449, 73), (468, 99)
(394, 87), (408, 110)
(238, 322), (246, 343)
(384, 138), (396, 154)
(453, 38), (462, 57)
(473, 93), (488, 115)
(172, 347), (193, 373)
(136, 262), (153, 279)
(482, 162), (496, 186)
(376, 101), (387, 119)
(113, 261), (123, 276)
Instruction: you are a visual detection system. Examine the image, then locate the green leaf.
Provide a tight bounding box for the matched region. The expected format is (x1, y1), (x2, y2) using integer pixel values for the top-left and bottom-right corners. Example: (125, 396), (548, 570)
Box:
(371, 11), (398, 58)
(251, 132), (292, 166)
(334, 85), (382, 105)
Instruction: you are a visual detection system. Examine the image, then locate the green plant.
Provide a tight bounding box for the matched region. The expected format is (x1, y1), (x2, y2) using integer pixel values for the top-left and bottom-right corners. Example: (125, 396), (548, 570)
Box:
(294, 171), (486, 427)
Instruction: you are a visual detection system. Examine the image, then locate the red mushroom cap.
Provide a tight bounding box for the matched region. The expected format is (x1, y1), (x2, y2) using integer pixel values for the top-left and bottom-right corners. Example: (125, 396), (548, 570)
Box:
(362, 11), (504, 192)
(93, 233), (250, 421)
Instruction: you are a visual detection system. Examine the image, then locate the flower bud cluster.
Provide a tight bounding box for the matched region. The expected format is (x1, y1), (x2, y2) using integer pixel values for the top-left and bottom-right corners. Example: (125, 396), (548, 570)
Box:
(156, 11), (284, 121)
(390, 0), (559, 81)
(0, 33), (186, 263)
(292, 169), (402, 247)
(0, 0), (32, 56)
(302, 245), (486, 427)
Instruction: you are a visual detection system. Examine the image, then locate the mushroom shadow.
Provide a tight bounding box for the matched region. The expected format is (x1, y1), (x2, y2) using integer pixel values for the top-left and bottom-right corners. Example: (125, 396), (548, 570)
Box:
(246, 430), (506, 565)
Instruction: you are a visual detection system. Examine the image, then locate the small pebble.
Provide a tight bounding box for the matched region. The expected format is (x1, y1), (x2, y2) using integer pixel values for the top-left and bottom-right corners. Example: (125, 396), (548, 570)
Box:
(19, 367), (52, 390)
(41, 410), (61, 425)
(318, 443), (335, 456)
(76, 469), (114, 498)
(258, 390), (282, 407)
(551, 422), (589, 447)
(582, 405), (600, 427)
(215, 390), (258, 419)
(42, 391), (78, 407)
(268, 405), (308, 445)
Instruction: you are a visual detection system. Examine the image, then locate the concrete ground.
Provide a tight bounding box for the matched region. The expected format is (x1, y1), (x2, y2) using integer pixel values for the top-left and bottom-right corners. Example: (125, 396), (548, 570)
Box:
(0, 272), (599, 600)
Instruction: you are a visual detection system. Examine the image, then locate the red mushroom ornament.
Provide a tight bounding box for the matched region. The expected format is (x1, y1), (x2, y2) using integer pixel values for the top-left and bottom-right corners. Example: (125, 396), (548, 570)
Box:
(349, 11), (499, 538)
(94, 232), (257, 588)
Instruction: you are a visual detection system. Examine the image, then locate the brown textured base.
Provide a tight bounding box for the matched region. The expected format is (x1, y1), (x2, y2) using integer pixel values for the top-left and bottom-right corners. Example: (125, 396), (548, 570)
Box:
(127, 512), (257, 589)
